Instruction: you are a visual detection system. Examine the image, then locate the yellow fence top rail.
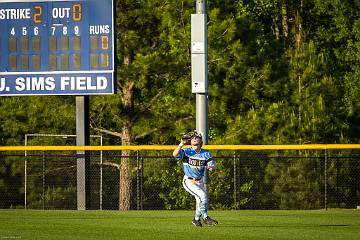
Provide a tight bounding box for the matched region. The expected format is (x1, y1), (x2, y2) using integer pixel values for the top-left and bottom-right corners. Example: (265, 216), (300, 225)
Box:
(0, 144), (360, 151)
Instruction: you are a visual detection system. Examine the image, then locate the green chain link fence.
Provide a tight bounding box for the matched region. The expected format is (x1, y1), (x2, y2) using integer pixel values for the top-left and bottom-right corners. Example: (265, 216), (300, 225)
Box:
(1, 146), (359, 210)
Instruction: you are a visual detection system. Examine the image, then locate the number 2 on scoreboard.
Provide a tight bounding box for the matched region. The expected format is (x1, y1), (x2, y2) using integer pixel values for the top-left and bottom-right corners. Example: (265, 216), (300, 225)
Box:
(34, 6), (42, 24)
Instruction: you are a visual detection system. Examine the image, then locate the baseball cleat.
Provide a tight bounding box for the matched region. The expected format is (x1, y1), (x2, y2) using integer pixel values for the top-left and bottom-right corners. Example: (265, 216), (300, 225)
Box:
(203, 216), (218, 225)
(192, 219), (202, 227)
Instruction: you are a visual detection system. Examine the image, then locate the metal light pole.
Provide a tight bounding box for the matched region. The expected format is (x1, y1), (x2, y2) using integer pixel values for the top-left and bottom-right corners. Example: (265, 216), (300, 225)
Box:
(192, 0), (209, 188)
(76, 96), (91, 210)
(191, 0), (208, 143)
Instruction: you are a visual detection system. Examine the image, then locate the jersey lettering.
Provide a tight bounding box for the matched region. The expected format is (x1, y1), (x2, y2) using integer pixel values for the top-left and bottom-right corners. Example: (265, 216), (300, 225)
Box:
(188, 157), (206, 167)
(177, 148), (214, 178)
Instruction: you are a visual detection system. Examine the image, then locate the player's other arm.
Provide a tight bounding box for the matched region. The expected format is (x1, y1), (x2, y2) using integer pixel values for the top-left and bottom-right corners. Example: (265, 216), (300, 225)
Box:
(207, 161), (215, 171)
(206, 152), (215, 171)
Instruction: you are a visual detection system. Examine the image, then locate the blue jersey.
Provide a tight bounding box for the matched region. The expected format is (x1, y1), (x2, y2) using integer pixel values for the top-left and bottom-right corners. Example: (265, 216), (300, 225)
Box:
(176, 147), (215, 178)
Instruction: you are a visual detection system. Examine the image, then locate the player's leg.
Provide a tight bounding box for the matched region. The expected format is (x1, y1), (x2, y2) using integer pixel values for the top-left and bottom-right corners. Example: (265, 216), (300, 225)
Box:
(196, 182), (209, 219)
(196, 180), (218, 226)
(182, 177), (208, 225)
(194, 194), (202, 223)
(182, 178), (203, 219)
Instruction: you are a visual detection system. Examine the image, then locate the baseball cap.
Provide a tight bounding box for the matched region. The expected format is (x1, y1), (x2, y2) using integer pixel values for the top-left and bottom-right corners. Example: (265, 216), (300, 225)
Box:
(191, 131), (203, 139)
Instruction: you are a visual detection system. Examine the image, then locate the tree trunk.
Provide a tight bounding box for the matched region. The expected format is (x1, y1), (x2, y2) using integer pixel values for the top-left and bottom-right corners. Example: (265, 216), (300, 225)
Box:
(272, 0), (280, 40)
(281, 1), (289, 39)
(295, 3), (303, 143)
(119, 123), (132, 210)
(119, 53), (134, 211)
(295, 5), (302, 48)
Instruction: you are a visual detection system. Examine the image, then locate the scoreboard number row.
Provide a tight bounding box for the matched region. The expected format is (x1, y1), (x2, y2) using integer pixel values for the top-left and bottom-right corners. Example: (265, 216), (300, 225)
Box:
(7, 35), (110, 52)
(8, 54), (110, 71)
(7, 35), (110, 71)
(10, 26), (81, 36)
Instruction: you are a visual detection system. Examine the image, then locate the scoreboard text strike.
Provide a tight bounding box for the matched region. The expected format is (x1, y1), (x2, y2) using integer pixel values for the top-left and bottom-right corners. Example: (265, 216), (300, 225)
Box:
(0, 0), (116, 96)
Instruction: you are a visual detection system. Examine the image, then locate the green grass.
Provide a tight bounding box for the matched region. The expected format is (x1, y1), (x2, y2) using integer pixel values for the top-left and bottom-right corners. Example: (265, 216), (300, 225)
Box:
(0, 209), (359, 240)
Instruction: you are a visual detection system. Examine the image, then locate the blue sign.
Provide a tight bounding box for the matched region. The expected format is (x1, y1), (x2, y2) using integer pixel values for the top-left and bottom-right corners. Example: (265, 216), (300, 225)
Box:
(0, 0), (116, 96)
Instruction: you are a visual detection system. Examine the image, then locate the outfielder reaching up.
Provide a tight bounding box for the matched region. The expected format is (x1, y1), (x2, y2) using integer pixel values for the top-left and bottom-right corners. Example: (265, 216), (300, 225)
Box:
(172, 131), (218, 227)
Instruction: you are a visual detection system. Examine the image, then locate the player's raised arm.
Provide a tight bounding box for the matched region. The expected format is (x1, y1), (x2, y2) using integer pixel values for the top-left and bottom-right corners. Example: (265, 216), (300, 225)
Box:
(173, 132), (192, 157)
(172, 141), (184, 157)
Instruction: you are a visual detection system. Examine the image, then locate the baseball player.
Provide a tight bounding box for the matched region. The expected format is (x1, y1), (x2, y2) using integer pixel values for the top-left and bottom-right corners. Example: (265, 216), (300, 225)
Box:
(172, 131), (218, 227)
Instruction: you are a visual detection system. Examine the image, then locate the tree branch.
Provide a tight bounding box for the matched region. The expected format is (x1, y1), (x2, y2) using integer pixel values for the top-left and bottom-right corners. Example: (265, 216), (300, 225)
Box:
(134, 127), (160, 140)
(92, 127), (123, 138)
(176, 116), (193, 123)
(100, 162), (120, 170)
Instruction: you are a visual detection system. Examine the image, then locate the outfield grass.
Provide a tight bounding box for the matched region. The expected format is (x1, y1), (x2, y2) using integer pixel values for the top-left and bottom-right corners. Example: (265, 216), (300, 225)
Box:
(0, 209), (359, 240)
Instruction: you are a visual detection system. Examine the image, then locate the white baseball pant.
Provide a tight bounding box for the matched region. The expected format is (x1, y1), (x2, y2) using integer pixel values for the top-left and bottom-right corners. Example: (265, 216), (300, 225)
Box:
(182, 176), (209, 220)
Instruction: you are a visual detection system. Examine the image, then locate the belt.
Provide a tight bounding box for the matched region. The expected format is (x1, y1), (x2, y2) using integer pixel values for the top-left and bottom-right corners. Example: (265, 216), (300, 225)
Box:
(187, 177), (202, 181)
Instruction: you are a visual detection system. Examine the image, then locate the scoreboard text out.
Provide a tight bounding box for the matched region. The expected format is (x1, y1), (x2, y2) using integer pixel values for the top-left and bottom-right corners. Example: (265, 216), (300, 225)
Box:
(0, 0), (116, 96)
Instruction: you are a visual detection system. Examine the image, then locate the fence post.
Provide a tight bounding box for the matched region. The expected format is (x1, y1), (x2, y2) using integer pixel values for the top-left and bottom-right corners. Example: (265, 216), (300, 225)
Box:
(24, 152), (27, 210)
(42, 151), (45, 210)
(233, 151), (237, 208)
(100, 137), (103, 210)
(141, 155), (143, 210)
(324, 149), (328, 210)
(24, 135), (28, 209)
(135, 151), (144, 210)
(136, 151), (140, 210)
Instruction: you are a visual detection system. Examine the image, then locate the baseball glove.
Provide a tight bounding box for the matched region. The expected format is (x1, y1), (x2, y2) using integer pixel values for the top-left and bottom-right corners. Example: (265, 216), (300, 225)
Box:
(181, 131), (194, 144)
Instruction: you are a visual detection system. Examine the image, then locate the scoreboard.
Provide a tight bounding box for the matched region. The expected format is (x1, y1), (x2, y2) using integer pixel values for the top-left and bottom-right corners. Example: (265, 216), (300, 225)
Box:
(0, 0), (116, 96)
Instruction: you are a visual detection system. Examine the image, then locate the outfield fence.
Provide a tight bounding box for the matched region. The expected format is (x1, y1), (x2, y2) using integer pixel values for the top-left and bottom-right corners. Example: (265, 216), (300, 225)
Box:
(0, 144), (359, 210)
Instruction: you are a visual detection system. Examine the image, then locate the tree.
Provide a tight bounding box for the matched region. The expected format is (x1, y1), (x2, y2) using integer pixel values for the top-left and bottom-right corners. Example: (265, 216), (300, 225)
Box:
(305, 0), (360, 142)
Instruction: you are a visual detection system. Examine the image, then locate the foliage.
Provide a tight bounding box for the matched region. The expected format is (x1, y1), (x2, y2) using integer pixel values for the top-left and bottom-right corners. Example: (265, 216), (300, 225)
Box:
(265, 157), (322, 209)
(0, 157), (23, 208)
(27, 186), (77, 210)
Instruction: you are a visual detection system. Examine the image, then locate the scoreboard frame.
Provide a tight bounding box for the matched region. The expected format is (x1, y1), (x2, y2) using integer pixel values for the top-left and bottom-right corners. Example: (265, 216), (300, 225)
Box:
(0, 0), (116, 96)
